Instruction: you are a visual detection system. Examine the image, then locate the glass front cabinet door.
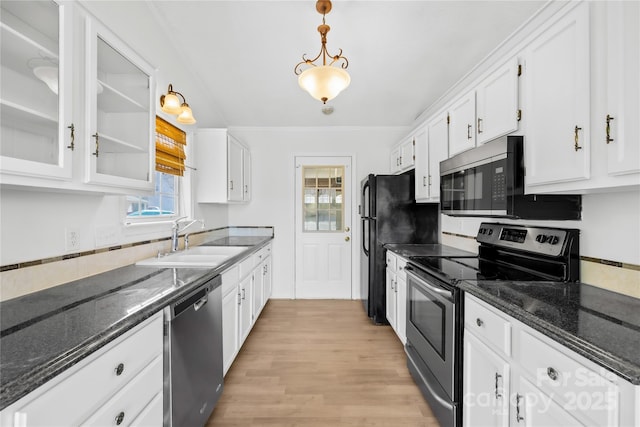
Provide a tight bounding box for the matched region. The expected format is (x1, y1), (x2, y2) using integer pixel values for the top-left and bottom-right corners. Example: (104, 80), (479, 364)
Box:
(84, 17), (155, 192)
(0, 0), (74, 180)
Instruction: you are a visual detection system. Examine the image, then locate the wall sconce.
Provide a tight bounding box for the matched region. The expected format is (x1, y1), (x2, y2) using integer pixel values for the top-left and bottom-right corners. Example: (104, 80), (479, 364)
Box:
(160, 84), (196, 125)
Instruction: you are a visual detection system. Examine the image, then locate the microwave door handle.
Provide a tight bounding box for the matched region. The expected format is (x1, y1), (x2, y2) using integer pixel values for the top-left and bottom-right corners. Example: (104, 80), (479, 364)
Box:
(405, 267), (453, 299)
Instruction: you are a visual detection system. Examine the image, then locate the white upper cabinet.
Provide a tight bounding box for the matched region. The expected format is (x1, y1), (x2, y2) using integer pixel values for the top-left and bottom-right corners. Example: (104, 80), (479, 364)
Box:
(476, 58), (520, 145)
(0, 0), (74, 180)
(605, 1), (640, 177)
(448, 89), (476, 156)
(195, 129), (251, 203)
(389, 136), (415, 174)
(84, 17), (155, 191)
(523, 2), (590, 187)
(415, 114), (448, 203)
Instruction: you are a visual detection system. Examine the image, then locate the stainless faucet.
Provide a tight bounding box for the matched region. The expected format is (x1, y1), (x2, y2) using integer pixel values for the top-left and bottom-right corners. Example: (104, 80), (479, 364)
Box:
(171, 217), (205, 252)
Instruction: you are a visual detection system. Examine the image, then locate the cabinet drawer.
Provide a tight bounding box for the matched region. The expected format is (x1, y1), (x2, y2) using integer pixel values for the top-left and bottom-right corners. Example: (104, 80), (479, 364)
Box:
(9, 313), (163, 426)
(517, 330), (619, 427)
(396, 257), (408, 281)
(386, 252), (397, 271)
(238, 255), (255, 279)
(129, 391), (163, 427)
(465, 295), (511, 356)
(80, 355), (163, 426)
(221, 264), (239, 295)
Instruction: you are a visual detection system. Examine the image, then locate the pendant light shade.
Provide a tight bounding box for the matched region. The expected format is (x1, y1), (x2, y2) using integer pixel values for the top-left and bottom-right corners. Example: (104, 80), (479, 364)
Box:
(294, 0), (350, 104)
(298, 66), (350, 104)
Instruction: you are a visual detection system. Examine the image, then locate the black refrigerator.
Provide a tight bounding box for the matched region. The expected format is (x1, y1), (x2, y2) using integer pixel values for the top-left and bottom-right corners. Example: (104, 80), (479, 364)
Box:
(360, 173), (439, 324)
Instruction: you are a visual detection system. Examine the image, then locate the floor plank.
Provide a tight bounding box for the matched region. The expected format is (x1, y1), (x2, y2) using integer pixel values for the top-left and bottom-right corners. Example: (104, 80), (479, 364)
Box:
(207, 299), (439, 426)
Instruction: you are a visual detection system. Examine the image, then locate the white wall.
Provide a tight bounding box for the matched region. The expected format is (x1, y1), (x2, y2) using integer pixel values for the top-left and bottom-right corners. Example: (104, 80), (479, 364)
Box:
(224, 126), (406, 299)
(441, 190), (640, 265)
(0, 184), (228, 266)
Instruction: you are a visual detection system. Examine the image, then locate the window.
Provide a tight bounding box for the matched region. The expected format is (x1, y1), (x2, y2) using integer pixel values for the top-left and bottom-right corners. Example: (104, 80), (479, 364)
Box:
(302, 166), (344, 231)
(126, 117), (186, 218)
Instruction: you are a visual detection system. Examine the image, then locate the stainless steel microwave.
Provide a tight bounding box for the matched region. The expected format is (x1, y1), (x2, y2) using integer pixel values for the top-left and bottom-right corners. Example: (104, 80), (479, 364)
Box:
(439, 136), (581, 220)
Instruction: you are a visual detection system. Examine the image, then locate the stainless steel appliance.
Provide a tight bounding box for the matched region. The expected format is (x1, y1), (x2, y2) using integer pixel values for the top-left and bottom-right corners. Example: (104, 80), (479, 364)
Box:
(164, 275), (223, 426)
(440, 135), (582, 219)
(360, 173), (439, 324)
(405, 223), (580, 427)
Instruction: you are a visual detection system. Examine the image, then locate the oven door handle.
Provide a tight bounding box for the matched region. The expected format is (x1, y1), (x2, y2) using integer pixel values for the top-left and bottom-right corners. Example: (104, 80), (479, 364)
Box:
(405, 266), (453, 300)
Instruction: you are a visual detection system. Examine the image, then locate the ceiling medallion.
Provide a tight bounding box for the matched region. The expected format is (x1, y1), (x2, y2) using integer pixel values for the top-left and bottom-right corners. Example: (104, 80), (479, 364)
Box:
(294, 0), (350, 104)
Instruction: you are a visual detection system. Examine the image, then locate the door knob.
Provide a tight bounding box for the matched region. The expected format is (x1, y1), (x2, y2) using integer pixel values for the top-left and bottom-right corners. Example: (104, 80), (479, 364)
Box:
(345, 226), (350, 232)
(345, 236), (350, 242)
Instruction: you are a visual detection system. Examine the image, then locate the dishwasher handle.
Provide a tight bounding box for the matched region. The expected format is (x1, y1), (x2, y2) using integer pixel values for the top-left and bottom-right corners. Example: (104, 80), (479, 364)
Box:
(193, 294), (209, 311)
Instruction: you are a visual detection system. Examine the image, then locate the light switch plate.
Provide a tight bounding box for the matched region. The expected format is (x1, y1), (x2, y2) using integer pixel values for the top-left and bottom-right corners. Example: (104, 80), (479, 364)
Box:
(95, 225), (118, 248)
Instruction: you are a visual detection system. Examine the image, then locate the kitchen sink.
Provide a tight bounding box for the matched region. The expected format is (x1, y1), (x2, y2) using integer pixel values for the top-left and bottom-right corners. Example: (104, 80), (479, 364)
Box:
(136, 246), (249, 268)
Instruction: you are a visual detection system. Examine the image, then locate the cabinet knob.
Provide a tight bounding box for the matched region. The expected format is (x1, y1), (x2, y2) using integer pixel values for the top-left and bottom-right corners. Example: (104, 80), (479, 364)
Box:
(115, 412), (125, 425)
(547, 366), (559, 381)
(114, 363), (124, 376)
(476, 318), (484, 327)
(345, 236), (350, 242)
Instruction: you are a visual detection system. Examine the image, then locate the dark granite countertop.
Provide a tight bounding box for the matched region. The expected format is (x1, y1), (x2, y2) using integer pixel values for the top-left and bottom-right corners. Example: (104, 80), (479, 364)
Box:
(460, 280), (640, 385)
(0, 233), (273, 410)
(384, 243), (477, 259)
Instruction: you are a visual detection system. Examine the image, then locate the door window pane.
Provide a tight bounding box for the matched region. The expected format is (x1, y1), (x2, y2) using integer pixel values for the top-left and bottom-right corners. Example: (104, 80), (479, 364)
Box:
(302, 166), (344, 232)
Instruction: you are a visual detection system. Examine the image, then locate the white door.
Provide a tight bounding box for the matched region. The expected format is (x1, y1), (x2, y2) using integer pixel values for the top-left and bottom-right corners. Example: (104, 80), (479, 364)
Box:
(295, 156), (352, 299)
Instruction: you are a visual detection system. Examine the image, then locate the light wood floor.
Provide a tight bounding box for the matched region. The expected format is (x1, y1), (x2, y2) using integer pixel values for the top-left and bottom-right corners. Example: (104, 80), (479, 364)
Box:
(207, 299), (439, 426)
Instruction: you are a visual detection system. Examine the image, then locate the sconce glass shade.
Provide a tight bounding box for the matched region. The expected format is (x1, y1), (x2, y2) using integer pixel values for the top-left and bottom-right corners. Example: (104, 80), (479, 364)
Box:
(33, 66), (59, 95)
(176, 103), (196, 124)
(161, 92), (182, 115)
(298, 65), (350, 104)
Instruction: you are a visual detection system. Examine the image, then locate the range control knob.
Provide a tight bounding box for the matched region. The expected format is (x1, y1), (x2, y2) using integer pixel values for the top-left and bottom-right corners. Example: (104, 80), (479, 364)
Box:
(549, 235), (560, 245)
(487, 229), (493, 236)
(535, 234), (547, 243)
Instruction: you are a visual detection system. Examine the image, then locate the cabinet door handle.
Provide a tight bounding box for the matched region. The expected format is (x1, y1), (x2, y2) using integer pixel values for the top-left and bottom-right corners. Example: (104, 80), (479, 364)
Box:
(422, 176), (427, 187)
(115, 412), (125, 426)
(238, 292), (242, 305)
(467, 124), (472, 140)
(476, 318), (484, 327)
(67, 124), (75, 151)
(245, 184), (248, 194)
(515, 394), (524, 422)
(428, 175), (432, 186)
(547, 366), (559, 381)
(114, 363), (124, 376)
(92, 132), (99, 157)
(494, 373), (502, 398)
(477, 118), (483, 134)
(606, 114), (614, 144)
(229, 180), (234, 190)
(574, 126), (583, 151)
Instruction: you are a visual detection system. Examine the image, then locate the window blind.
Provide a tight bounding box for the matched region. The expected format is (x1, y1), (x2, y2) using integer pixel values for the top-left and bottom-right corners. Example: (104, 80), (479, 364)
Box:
(155, 116), (186, 176)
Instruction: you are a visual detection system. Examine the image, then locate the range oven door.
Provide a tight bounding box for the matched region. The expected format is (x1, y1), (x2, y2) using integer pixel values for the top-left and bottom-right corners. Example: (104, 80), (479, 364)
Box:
(405, 265), (458, 426)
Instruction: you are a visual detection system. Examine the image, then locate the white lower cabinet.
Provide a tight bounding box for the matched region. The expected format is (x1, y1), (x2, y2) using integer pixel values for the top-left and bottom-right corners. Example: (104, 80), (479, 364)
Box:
(385, 251), (407, 344)
(463, 332), (510, 427)
(221, 243), (273, 376)
(463, 294), (637, 427)
(0, 312), (163, 426)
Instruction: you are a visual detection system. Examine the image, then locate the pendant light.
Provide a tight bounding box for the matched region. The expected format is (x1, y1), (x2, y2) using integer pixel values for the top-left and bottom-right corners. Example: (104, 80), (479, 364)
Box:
(294, 0), (350, 104)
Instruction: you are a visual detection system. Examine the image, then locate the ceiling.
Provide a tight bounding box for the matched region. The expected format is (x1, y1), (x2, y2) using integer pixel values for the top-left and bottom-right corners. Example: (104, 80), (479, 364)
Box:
(86, 1), (546, 128)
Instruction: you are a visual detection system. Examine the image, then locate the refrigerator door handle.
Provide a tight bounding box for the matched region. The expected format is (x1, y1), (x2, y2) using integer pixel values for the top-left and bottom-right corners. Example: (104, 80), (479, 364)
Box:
(361, 218), (369, 256)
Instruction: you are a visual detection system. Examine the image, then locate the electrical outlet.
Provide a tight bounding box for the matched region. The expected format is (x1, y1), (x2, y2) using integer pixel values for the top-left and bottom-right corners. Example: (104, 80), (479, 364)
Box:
(65, 228), (80, 251)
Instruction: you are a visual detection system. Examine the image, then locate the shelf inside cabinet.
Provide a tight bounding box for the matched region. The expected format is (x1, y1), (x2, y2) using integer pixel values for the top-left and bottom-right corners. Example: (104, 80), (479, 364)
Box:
(97, 80), (146, 113)
(0, 22), (58, 76)
(1, 99), (57, 132)
(97, 133), (146, 153)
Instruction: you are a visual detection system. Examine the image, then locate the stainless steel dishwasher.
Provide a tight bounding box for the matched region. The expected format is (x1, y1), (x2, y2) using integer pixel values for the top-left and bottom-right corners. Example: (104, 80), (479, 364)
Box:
(164, 275), (223, 427)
